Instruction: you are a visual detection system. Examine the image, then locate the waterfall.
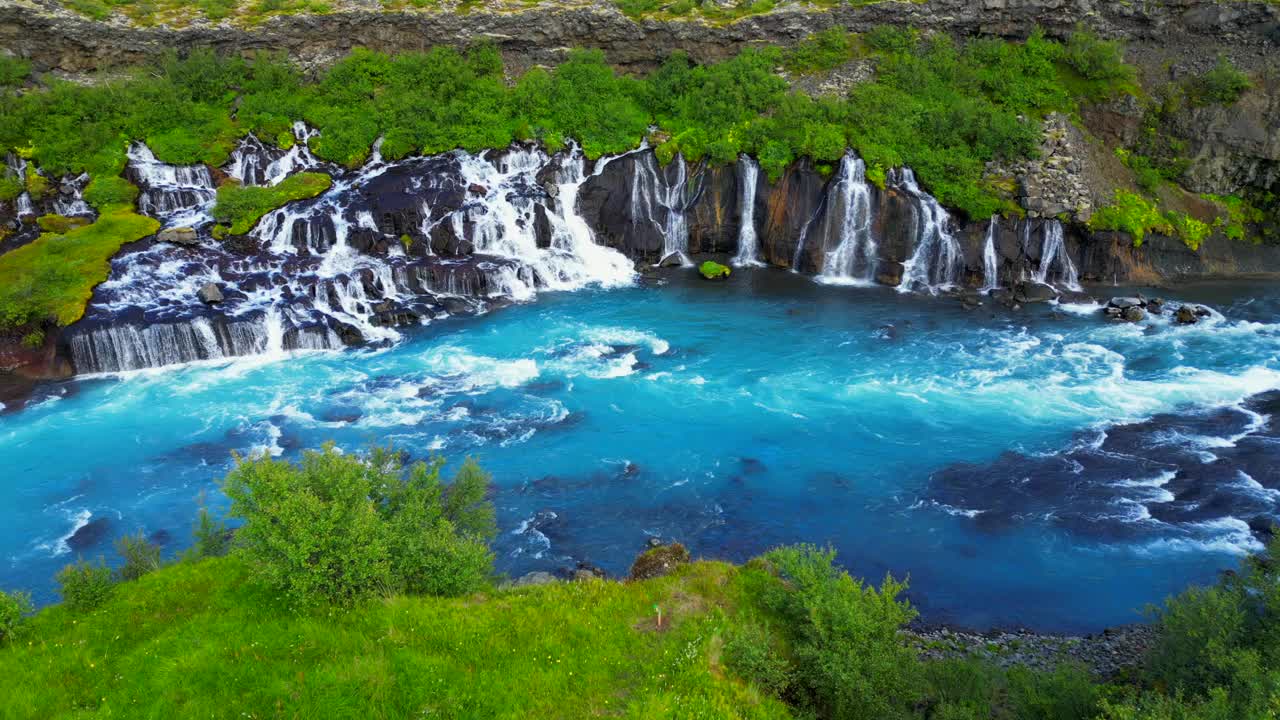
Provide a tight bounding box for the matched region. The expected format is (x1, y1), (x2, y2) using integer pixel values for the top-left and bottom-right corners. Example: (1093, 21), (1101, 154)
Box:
(226, 122), (321, 187)
(895, 169), (963, 293)
(80, 136), (641, 374)
(816, 153), (877, 285)
(732, 155), (764, 267)
(631, 152), (695, 266)
(6, 154), (34, 218)
(127, 143), (217, 227)
(981, 217), (1000, 292)
(50, 173), (93, 217)
(1033, 220), (1081, 291)
(15, 192), (33, 217)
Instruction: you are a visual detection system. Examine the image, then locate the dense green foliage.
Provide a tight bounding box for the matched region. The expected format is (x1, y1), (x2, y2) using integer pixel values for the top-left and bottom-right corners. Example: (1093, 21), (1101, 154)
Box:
(211, 171), (332, 234)
(82, 175), (140, 209)
(2, 30), (1140, 224)
(54, 557), (115, 612)
(224, 445), (497, 606)
(0, 207), (160, 330)
(783, 26), (859, 75)
(1088, 191), (1212, 250)
(0, 589), (33, 645)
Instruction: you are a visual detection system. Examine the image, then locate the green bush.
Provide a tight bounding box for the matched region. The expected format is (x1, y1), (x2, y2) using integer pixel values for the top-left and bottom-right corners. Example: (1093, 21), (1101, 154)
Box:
(56, 557), (115, 612)
(0, 175), (22, 202)
(784, 26), (857, 75)
(759, 544), (919, 719)
(1191, 56), (1251, 106)
(1166, 212), (1210, 251)
(189, 505), (232, 560)
(115, 531), (162, 582)
(723, 621), (793, 696)
(0, 588), (33, 645)
(0, 56), (31, 87)
(83, 175), (140, 209)
(1088, 191), (1170, 246)
(1062, 27), (1134, 85)
(223, 444), (496, 606)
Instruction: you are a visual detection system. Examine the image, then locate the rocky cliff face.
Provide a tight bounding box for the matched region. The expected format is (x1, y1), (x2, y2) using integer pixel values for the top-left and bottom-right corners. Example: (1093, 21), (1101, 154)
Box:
(3, 0), (1277, 76)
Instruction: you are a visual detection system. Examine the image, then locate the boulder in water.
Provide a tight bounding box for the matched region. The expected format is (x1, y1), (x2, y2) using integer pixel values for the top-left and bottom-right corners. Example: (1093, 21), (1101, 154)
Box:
(876, 261), (905, 287)
(698, 260), (731, 280)
(1122, 306), (1146, 322)
(512, 571), (557, 587)
(67, 516), (111, 552)
(1108, 297), (1143, 310)
(197, 282), (224, 304)
(1014, 281), (1057, 304)
(1175, 305), (1200, 324)
(158, 227), (199, 246)
(657, 252), (684, 268)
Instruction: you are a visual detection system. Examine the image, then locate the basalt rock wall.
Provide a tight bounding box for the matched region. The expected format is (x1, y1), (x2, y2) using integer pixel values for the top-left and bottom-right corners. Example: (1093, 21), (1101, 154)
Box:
(3, 0), (1278, 77)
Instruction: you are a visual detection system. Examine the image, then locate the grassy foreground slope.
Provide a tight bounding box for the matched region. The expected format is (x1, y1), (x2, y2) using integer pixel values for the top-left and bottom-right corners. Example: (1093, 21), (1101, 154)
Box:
(0, 555), (791, 719)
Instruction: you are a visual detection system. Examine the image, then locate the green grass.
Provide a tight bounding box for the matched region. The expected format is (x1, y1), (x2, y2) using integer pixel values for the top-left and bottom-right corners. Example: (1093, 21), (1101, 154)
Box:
(0, 206), (160, 329)
(0, 555), (793, 719)
(212, 171), (332, 235)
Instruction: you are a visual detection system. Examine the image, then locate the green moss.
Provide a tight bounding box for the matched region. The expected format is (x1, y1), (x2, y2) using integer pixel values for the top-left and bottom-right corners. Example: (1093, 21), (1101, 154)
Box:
(23, 172), (49, 201)
(35, 214), (91, 234)
(1088, 191), (1170, 246)
(783, 26), (859, 75)
(1166, 212), (1211, 251)
(211, 171), (332, 235)
(1202, 193), (1265, 242)
(699, 260), (731, 280)
(0, 206), (159, 329)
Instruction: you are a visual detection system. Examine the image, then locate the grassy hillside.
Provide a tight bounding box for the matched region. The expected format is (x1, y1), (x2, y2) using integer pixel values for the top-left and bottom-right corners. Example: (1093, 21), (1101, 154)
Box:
(1, 555), (791, 719)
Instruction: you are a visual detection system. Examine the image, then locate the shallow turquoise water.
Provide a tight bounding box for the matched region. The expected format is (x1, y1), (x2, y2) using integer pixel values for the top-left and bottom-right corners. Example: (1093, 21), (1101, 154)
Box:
(4, 270), (1280, 631)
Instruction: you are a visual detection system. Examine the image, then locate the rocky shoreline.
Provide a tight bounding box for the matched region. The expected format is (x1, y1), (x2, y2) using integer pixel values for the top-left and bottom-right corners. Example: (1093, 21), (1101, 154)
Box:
(908, 623), (1158, 678)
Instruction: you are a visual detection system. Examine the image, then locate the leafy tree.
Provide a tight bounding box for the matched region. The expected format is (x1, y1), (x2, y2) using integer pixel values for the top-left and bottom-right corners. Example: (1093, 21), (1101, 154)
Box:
(56, 557), (115, 612)
(0, 588), (33, 644)
(115, 531), (163, 582)
(224, 444), (496, 606)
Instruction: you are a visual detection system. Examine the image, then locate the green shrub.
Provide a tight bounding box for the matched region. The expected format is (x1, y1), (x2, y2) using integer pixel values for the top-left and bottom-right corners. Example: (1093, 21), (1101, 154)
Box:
(115, 531), (162, 582)
(1088, 191), (1170, 246)
(0, 176), (22, 202)
(223, 444), (496, 606)
(1166, 212), (1210, 251)
(0, 589), (33, 645)
(1191, 56), (1251, 106)
(784, 26), (857, 75)
(56, 557), (115, 612)
(1006, 664), (1101, 720)
(759, 544), (919, 719)
(1062, 27), (1134, 85)
(723, 621), (793, 696)
(24, 172), (49, 200)
(83, 175), (140, 209)
(0, 55), (31, 87)
(189, 506), (232, 560)
(211, 171), (331, 234)
(1203, 193), (1264, 242)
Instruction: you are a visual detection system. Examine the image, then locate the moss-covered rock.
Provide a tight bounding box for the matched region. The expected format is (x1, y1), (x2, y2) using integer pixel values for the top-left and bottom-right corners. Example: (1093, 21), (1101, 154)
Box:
(628, 542), (691, 581)
(35, 214), (91, 234)
(699, 261), (731, 280)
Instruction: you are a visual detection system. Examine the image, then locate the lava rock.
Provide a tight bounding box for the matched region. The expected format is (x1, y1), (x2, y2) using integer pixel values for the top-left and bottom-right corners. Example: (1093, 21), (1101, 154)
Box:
(876, 261), (905, 287)
(197, 282), (224, 304)
(1121, 306), (1146, 322)
(1108, 297), (1144, 310)
(1175, 305), (1200, 324)
(157, 227), (199, 246)
(512, 571), (557, 587)
(1014, 281), (1057, 304)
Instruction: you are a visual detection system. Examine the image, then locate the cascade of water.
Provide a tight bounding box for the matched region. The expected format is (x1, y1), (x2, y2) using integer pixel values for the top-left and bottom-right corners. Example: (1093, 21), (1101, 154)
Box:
(1033, 219), (1081, 291)
(15, 192), (33, 217)
(895, 169), (963, 293)
(732, 155), (764, 267)
(982, 216), (1000, 292)
(631, 152), (694, 266)
(816, 153), (877, 285)
(5, 154), (36, 219)
(49, 173), (93, 217)
(127, 143), (217, 227)
(75, 137), (643, 374)
(225, 122), (320, 187)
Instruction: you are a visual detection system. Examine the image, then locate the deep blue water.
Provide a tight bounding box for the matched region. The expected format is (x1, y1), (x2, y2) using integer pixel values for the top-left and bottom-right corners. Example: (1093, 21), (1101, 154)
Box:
(4, 270), (1280, 632)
